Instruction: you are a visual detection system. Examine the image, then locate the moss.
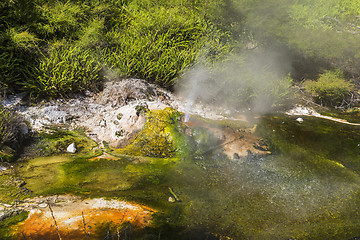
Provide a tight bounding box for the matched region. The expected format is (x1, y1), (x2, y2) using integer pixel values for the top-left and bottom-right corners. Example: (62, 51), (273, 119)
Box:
(18, 155), (73, 194)
(27, 127), (99, 158)
(19, 155), (174, 206)
(0, 172), (30, 204)
(12, 113), (360, 239)
(256, 114), (360, 173)
(0, 210), (28, 240)
(114, 108), (188, 159)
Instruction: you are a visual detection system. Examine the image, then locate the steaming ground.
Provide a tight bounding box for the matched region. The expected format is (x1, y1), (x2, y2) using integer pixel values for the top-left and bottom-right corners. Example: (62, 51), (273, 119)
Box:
(176, 50), (293, 120)
(2, 71), (360, 238)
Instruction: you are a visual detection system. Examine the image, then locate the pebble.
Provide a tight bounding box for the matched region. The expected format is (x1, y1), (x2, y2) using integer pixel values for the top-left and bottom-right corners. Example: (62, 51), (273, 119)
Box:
(67, 143), (77, 153)
(296, 117), (304, 123)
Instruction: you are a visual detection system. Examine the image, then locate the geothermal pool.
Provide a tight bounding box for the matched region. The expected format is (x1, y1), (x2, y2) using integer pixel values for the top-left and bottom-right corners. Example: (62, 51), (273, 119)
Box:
(4, 114), (360, 239)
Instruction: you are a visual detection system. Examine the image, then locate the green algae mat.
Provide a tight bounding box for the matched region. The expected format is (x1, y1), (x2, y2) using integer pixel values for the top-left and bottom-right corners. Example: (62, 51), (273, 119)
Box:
(2, 110), (360, 239)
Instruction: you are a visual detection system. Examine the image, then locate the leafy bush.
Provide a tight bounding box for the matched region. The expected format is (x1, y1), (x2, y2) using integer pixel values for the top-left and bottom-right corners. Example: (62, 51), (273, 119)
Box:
(304, 70), (354, 106)
(23, 46), (103, 99)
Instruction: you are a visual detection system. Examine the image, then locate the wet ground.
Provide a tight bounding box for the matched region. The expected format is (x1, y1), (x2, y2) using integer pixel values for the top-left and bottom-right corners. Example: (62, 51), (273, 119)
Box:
(1, 112), (360, 239)
(13, 195), (154, 240)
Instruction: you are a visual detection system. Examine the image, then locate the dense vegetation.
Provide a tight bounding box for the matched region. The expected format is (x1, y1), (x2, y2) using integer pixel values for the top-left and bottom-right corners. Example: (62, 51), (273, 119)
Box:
(1, 1), (360, 238)
(1, 0), (360, 104)
(0, 0), (230, 99)
(1, 0), (360, 151)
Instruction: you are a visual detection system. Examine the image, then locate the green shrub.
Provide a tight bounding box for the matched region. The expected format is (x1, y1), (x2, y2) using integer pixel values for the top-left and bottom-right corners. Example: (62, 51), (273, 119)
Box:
(101, 6), (230, 88)
(23, 46), (103, 99)
(0, 106), (24, 149)
(1, 0), (232, 97)
(0, 30), (38, 94)
(75, 17), (105, 49)
(304, 70), (354, 106)
(35, 1), (87, 39)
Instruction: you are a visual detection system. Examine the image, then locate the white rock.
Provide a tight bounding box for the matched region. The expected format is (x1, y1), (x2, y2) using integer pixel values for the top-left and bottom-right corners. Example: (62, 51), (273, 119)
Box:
(67, 143), (77, 153)
(296, 117), (304, 124)
(38, 203), (48, 208)
(0, 166), (7, 171)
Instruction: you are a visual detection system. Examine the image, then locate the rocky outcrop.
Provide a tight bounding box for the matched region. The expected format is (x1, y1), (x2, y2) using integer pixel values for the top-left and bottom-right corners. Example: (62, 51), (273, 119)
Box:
(3, 79), (177, 148)
(2, 78), (262, 155)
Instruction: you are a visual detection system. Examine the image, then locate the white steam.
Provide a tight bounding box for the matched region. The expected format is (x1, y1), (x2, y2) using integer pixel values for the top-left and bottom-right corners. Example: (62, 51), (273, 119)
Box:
(177, 49), (293, 120)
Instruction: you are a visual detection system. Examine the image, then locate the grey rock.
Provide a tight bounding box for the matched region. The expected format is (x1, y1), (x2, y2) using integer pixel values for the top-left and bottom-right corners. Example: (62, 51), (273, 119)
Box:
(42, 106), (68, 124)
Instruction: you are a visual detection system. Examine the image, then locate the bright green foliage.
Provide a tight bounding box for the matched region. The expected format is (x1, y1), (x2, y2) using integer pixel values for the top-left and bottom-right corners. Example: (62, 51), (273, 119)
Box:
(190, 55), (294, 111)
(23, 46), (103, 99)
(1, 0), (358, 102)
(76, 18), (105, 49)
(229, 0), (360, 79)
(289, 0), (360, 31)
(7, 28), (39, 49)
(101, 5), (230, 87)
(0, 31), (38, 94)
(31, 127), (98, 157)
(0, 0), (231, 98)
(114, 108), (185, 158)
(35, 1), (87, 39)
(304, 70), (354, 106)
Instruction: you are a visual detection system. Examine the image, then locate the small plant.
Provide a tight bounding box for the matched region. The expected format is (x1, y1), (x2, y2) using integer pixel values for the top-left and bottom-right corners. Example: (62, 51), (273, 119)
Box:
(304, 70), (354, 107)
(135, 102), (149, 116)
(0, 105), (26, 161)
(0, 106), (24, 147)
(0, 33), (38, 94)
(116, 113), (123, 120)
(115, 130), (125, 137)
